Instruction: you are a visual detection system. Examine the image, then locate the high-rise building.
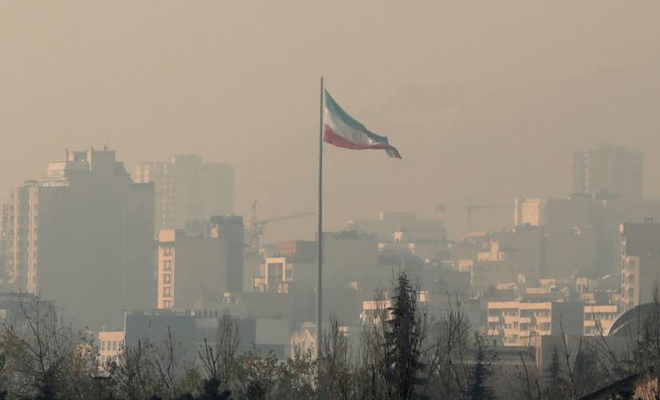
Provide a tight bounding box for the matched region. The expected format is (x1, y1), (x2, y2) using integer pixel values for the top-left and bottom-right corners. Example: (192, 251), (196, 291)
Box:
(1, 148), (155, 328)
(134, 155), (234, 232)
(571, 144), (644, 200)
(620, 222), (660, 311)
(512, 196), (660, 278)
(157, 215), (244, 310)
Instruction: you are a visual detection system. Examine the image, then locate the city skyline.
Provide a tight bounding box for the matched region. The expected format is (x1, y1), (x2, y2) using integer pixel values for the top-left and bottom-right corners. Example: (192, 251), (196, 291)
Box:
(2, 2), (660, 398)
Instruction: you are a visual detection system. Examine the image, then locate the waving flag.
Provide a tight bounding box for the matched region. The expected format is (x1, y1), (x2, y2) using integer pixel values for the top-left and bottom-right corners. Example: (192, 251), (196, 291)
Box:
(323, 90), (402, 159)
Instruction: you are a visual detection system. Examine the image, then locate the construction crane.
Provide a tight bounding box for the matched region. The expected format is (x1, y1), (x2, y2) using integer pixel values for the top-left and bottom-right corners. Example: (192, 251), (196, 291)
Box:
(245, 201), (314, 253)
(435, 198), (511, 233)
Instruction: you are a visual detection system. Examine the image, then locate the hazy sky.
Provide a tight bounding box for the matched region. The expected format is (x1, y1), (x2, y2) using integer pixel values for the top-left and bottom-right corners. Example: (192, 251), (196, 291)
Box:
(1, 1), (659, 240)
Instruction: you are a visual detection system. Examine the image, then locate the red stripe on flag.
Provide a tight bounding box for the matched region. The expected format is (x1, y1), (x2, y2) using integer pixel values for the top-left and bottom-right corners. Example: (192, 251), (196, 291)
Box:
(324, 125), (401, 159)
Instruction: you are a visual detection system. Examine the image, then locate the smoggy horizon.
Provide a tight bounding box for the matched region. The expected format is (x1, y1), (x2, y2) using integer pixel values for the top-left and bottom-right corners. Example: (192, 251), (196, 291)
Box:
(2, 1), (660, 241)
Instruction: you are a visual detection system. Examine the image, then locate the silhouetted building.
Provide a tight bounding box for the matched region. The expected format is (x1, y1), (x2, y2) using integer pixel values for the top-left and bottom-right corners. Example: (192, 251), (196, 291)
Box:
(571, 144), (644, 200)
(134, 155), (234, 231)
(125, 308), (291, 361)
(517, 196), (660, 278)
(2, 148), (155, 328)
(347, 211), (447, 242)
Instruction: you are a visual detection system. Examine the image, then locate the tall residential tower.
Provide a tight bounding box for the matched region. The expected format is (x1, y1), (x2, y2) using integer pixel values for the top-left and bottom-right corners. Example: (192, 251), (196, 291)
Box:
(1, 148), (155, 328)
(134, 155), (234, 232)
(571, 144), (644, 200)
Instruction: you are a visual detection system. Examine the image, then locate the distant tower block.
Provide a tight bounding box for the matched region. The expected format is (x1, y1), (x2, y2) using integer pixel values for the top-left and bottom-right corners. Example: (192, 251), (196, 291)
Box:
(134, 155), (234, 232)
(571, 144), (644, 200)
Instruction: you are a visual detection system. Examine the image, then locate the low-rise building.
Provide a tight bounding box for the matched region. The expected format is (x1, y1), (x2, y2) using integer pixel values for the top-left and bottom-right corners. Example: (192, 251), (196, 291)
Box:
(583, 304), (619, 336)
(487, 300), (583, 346)
(157, 216), (243, 310)
(620, 222), (660, 311)
(96, 330), (124, 366)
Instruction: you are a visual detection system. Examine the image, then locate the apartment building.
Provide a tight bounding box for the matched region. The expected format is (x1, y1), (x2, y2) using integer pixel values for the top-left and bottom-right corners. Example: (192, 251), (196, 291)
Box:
(487, 300), (583, 346)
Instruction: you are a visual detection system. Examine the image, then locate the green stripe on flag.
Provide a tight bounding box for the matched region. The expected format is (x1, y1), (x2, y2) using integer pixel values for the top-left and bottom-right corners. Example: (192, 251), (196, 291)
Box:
(324, 90), (391, 145)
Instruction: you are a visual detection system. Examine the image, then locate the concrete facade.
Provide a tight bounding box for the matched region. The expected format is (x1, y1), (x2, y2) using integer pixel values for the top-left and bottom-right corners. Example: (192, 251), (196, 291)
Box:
(157, 216), (244, 310)
(571, 144), (644, 201)
(134, 155), (234, 232)
(620, 222), (660, 311)
(2, 148), (155, 329)
(488, 300), (584, 346)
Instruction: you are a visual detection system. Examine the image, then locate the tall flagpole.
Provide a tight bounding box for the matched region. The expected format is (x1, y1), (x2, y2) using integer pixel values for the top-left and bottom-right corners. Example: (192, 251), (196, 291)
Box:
(317, 77), (324, 358)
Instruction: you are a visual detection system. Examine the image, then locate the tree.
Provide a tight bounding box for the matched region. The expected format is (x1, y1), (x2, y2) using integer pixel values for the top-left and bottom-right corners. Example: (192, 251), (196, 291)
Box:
(385, 271), (426, 400)
(232, 348), (278, 400)
(0, 294), (97, 399)
(108, 339), (164, 400)
(275, 351), (315, 400)
(422, 293), (471, 400)
(198, 312), (239, 394)
(545, 346), (565, 400)
(355, 288), (390, 400)
(197, 377), (232, 400)
(468, 334), (494, 400)
(573, 344), (601, 397)
(317, 318), (351, 400)
(196, 312), (240, 400)
(154, 327), (186, 399)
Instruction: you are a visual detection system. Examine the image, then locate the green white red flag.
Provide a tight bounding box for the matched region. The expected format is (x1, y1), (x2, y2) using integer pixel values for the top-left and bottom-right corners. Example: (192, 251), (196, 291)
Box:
(323, 90), (402, 159)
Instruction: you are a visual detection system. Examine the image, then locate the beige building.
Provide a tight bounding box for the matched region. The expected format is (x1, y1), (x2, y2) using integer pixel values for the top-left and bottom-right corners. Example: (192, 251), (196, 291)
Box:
(514, 198), (546, 226)
(621, 222), (660, 311)
(2, 181), (40, 292)
(461, 240), (531, 294)
(1, 148), (155, 329)
(253, 257), (294, 293)
(487, 300), (583, 346)
(158, 216), (244, 310)
(97, 330), (124, 366)
(583, 304), (619, 336)
(134, 155), (234, 232)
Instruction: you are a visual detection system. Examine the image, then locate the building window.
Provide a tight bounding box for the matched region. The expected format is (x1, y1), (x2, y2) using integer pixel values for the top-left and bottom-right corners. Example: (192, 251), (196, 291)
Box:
(163, 300), (172, 309)
(163, 287), (171, 297)
(101, 341), (106, 351)
(163, 274), (171, 284)
(163, 260), (172, 271)
(163, 246), (172, 256)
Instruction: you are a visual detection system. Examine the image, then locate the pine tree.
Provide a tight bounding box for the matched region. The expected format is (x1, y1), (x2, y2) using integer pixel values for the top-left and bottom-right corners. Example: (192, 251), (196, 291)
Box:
(386, 272), (426, 400)
(545, 347), (565, 400)
(468, 346), (494, 400)
(194, 378), (232, 400)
